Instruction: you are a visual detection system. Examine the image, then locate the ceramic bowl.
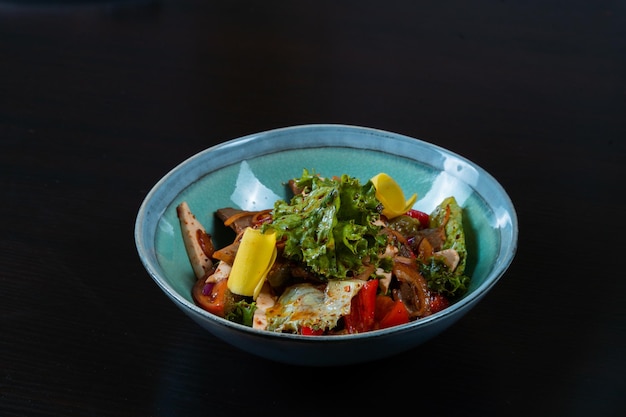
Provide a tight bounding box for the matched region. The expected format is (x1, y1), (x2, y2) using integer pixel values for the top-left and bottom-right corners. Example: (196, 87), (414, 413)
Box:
(134, 124), (518, 366)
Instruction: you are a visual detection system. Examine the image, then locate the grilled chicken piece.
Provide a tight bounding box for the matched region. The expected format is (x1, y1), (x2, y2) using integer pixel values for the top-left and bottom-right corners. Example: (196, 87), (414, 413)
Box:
(176, 201), (214, 279)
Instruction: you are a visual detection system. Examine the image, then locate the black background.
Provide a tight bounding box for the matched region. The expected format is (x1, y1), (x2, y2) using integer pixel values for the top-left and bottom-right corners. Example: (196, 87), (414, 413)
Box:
(2, 1), (625, 416)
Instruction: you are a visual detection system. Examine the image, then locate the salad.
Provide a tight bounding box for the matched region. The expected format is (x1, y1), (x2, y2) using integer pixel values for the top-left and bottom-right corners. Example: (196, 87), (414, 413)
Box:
(176, 169), (470, 335)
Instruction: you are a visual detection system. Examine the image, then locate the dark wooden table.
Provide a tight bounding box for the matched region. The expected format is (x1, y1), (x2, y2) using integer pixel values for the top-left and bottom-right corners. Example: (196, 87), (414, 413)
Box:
(2, 1), (625, 416)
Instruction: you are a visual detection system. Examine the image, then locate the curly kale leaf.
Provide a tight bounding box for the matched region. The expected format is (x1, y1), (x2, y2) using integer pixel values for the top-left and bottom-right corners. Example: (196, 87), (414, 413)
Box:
(225, 299), (256, 326)
(419, 257), (470, 298)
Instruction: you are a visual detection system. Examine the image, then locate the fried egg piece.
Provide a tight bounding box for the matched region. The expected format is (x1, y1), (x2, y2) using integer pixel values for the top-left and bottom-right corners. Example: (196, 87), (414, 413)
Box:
(265, 280), (365, 333)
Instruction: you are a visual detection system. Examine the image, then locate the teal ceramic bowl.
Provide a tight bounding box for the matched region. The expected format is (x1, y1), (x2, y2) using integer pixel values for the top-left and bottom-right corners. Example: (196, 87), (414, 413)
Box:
(134, 124), (518, 366)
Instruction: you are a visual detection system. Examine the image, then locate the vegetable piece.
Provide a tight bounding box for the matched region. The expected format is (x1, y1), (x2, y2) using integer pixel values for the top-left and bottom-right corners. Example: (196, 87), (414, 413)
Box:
(429, 196), (467, 275)
(393, 261), (431, 318)
(420, 256), (470, 297)
(370, 173), (417, 219)
(176, 201), (214, 279)
(344, 279), (378, 334)
(429, 293), (450, 314)
(419, 196), (470, 298)
(227, 227), (277, 300)
(406, 209), (430, 227)
(301, 326), (325, 336)
(225, 299), (256, 326)
(388, 215), (422, 237)
(375, 295), (410, 329)
(374, 294), (396, 321)
(192, 278), (230, 317)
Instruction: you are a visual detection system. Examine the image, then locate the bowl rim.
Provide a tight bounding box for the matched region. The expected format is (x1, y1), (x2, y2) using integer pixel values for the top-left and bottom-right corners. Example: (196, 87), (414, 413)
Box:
(134, 123), (519, 341)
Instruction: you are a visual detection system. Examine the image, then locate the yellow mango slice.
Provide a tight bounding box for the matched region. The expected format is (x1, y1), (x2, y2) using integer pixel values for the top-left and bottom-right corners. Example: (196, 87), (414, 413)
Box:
(227, 227), (277, 300)
(371, 173), (417, 219)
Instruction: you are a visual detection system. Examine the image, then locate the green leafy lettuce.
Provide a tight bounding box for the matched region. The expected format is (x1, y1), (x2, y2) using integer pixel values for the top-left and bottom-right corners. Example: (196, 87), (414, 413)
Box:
(263, 169), (387, 281)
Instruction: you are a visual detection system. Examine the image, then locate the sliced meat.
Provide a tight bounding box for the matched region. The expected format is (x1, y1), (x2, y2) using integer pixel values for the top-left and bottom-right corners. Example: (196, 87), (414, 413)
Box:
(411, 226), (446, 253)
(176, 201), (215, 279)
(215, 207), (256, 234)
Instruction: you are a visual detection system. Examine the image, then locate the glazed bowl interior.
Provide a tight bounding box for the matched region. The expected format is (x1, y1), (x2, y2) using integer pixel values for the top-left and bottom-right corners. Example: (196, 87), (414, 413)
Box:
(135, 124), (518, 366)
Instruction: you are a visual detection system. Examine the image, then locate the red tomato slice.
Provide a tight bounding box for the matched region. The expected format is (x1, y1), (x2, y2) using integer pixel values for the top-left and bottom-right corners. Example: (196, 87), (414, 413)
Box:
(192, 278), (229, 317)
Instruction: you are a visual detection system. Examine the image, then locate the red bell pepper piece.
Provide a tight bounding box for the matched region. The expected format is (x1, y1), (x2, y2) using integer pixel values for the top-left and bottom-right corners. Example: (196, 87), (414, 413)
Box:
(301, 326), (325, 336)
(375, 295), (410, 329)
(344, 279), (378, 334)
